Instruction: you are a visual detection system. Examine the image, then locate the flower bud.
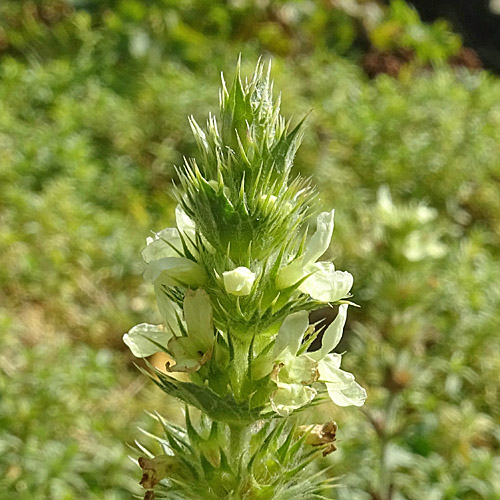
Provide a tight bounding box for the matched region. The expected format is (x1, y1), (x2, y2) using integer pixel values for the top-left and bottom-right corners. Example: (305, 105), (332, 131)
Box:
(222, 266), (256, 296)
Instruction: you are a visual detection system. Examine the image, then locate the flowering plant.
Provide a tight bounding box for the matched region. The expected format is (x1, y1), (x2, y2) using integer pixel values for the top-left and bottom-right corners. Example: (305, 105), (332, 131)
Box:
(124, 60), (366, 500)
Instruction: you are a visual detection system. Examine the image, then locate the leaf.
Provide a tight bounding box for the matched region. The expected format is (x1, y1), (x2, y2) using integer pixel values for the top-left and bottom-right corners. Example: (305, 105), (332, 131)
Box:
(153, 371), (266, 425)
(268, 117), (307, 177)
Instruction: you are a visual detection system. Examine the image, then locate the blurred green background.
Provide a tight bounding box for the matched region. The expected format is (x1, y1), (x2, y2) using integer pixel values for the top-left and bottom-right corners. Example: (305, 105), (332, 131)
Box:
(1, 1), (499, 499)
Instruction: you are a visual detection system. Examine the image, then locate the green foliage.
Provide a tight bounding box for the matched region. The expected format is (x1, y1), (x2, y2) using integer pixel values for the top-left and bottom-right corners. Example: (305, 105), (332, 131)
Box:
(0, 0), (363, 66)
(293, 61), (500, 248)
(0, 312), (160, 499)
(322, 193), (500, 499)
(0, 55), (221, 347)
(285, 58), (500, 499)
(370, 0), (461, 64)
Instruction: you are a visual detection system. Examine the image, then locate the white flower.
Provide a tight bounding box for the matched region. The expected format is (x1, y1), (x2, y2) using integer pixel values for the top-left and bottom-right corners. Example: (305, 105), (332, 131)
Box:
(300, 263), (353, 304)
(142, 205), (207, 290)
(270, 375), (317, 416)
(403, 230), (447, 262)
(415, 205), (437, 224)
(142, 205), (196, 264)
(276, 210), (353, 303)
(174, 204), (196, 236)
(123, 295), (183, 358)
(131, 204), (213, 371)
(377, 185), (394, 214)
(222, 266), (256, 296)
(123, 289), (215, 374)
(167, 288), (215, 372)
(142, 227), (181, 263)
(269, 305), (366, 416)
(317, 354), (367, 407)
(143, 256), (207, 288)
(123, 323), (172, 358)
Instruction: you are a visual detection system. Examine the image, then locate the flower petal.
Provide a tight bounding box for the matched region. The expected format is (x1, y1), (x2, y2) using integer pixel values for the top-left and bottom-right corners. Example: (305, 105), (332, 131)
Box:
(403, 230), (447, 262)
(175, 205), (196, 237)
(166, 289), (214, 373)
(144, 257), (207, 287)
(142, 228), (182, 264)
(167, 336), (213, 373)
(275, 257), (305, 290)
(273, 310), (309, 358)
(184, 288), (214, 349)
(270, 382), (317, 417)
(299, 263), (353, 303)
(303, 210), (335, 265)
(326, 379), (367, 407)
(154, 282), (183, 332)
(318, 355), (366, 407)
(274, 349), (319, 386)
(310, 304), (348, 361)
(123, 323), (171, 358)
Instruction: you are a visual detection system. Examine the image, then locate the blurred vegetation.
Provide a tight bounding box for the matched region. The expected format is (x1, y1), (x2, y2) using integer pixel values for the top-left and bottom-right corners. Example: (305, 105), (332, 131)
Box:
(0, 0), (499, 499)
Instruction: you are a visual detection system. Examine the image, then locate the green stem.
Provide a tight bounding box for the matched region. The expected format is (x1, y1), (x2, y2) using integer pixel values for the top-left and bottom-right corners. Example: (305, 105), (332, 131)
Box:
(228, 423), (254, 499)
(229, 424), (244, 459)
(230, 335), (252, 401)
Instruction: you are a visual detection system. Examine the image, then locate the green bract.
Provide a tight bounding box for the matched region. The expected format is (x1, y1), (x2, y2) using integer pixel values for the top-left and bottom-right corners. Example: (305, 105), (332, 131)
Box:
(124, 60), (365, 500)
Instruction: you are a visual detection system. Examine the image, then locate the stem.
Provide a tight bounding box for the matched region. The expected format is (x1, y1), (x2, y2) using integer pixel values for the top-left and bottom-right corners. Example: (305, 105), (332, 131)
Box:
(230, 335), (252, 401)
(228, 423), (253, 499)
(229, 423), (244, 457)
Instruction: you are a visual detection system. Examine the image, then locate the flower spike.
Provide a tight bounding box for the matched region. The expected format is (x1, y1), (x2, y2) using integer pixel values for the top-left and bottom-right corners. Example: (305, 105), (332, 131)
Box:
(124, 60), (365, 500)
